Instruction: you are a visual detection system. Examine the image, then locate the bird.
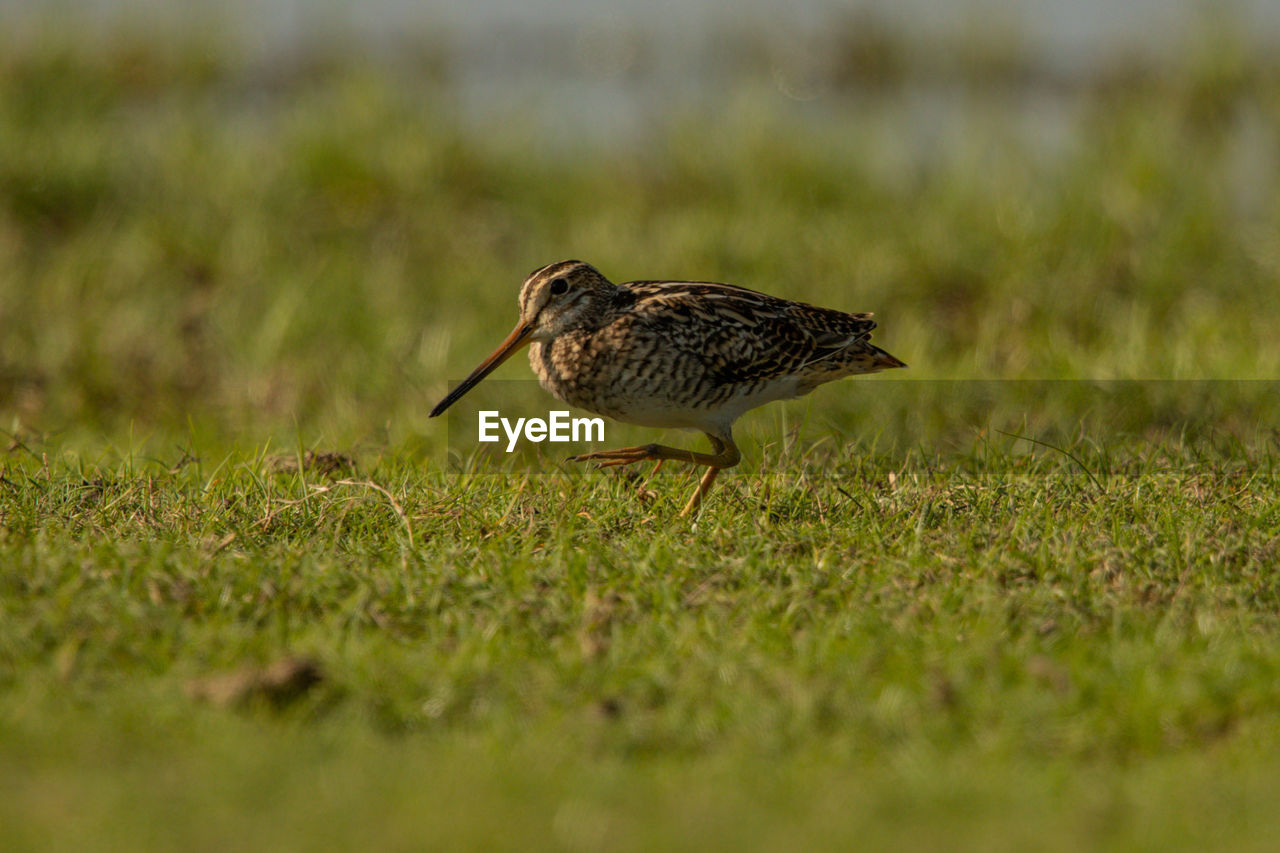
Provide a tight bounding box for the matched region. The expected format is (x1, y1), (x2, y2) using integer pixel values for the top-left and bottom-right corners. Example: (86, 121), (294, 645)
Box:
(429, 260), (905, 516)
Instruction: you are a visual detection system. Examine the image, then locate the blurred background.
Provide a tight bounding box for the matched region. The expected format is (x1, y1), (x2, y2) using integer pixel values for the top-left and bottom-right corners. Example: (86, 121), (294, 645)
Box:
(2, 0), (1278, 453)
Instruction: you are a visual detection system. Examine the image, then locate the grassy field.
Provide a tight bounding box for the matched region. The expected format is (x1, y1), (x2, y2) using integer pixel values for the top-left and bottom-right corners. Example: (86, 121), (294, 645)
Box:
(3, 18), (1280, 850)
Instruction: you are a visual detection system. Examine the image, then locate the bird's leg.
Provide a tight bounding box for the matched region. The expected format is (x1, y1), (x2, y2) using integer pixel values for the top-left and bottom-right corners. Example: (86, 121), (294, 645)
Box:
(677, 434), (739, 518)
(680, 466), (721, 518)
(570, 432), (740, 517)
(570, 442), (727, 469)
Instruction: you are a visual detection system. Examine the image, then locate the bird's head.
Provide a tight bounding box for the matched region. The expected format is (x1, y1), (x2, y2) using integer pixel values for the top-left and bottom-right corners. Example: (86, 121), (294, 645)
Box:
(429, 260), (614, 417)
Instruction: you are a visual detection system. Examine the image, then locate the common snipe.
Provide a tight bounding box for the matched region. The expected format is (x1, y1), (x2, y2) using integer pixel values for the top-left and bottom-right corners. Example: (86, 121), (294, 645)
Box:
(430, 260), (905, 516)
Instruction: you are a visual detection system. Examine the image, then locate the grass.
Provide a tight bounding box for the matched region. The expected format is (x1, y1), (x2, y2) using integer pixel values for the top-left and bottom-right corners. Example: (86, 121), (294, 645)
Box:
(3, 16), (1280, 851)
(5, 431), (1280, 850)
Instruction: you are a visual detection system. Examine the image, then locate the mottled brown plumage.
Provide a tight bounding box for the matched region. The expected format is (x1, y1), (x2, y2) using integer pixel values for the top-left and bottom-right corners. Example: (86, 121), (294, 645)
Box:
(430, 260), (905, 515)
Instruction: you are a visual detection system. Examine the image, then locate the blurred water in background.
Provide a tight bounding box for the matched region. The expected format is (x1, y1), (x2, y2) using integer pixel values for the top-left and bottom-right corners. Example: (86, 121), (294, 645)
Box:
(7, 2), (1280, 103)
(10, 0), (1280, 62)
(5, 0), (1277, 174)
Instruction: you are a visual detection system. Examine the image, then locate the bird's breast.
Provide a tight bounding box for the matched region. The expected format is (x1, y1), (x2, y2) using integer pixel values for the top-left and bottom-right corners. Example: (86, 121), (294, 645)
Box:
(529, 328), (731, 429)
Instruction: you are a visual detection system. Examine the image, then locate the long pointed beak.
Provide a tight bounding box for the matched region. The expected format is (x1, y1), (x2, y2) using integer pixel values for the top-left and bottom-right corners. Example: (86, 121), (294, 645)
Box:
(429, 321), (534, 417)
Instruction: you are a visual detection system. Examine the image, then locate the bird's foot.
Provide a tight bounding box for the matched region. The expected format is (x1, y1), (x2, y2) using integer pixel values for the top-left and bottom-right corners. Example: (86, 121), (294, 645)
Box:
(569, 444), (661, 469)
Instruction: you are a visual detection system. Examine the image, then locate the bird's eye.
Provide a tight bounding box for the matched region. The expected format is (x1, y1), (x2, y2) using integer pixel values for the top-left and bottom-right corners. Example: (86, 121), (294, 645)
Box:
(549, 277), (569, 295)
